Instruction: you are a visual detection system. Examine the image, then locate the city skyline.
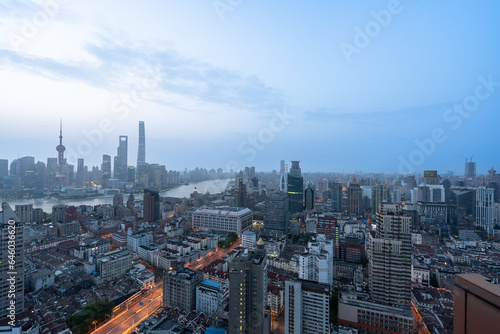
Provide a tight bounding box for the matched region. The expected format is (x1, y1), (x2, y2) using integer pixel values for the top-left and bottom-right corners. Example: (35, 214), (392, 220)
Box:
(1, 1), (500, 172)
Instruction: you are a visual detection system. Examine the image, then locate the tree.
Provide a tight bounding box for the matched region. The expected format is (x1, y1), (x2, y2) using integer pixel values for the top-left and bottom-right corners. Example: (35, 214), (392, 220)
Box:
(329, 286), (339, 325)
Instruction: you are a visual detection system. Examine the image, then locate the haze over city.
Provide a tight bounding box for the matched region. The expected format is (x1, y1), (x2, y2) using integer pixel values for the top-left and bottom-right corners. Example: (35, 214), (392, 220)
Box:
(1, 0), (500, 172)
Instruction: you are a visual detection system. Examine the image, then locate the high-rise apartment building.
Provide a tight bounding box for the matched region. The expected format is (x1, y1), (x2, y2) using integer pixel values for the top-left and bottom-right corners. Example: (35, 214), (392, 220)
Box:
(475, 187), (495, 234)
(287, 161), (303, 213)
(285, 278), (330, 334)
(263, 192), (290, 238)
(369, 203), (412, 308)
(163, 269), (203, 312)
(0, 203), (24, 319)
(228, 241), (268, 334)
(316, 214), (339, 257)
(15, 204), (33, 223)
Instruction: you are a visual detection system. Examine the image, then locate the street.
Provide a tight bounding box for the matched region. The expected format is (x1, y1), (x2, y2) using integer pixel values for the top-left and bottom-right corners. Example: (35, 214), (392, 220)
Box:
(90, 285), (162, 334)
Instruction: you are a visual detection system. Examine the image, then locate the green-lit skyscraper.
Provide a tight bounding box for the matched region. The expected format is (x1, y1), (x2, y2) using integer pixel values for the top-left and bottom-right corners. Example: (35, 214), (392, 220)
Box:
(287, 161), (303, 213)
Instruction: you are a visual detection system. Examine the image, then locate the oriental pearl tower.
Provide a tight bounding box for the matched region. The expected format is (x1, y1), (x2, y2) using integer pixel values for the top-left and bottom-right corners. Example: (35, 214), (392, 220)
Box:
(55, 119), (66, 189)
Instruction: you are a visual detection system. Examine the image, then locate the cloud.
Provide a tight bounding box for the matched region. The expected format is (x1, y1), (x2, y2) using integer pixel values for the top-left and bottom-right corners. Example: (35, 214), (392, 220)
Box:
(0, 35), (285, 114)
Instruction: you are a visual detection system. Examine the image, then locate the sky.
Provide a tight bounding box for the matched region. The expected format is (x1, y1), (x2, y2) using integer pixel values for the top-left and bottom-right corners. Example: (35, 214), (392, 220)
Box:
(1, 0), (500, 174)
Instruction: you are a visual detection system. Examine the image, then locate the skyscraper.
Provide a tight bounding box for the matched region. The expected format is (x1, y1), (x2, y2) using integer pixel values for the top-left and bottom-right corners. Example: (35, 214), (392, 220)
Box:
(371, 183), (391, 212)
(369, 203), (412, 308)
(235, 178), (247, 207)
(331, 182), (343, 212)
(137, 121), (146, 167)
(287, 161), (303, 213)
(143, 189), (160, 222)
(348, 179), (362, 215)
(102, 154), (111, 177)
(114, 135), (128, 181)
(304, 182), (315, 211)
(263, 191), (290, 238)
(76, 158), (85, 187)
(465, 158), (476, 186)
(228, 240), (268, 334)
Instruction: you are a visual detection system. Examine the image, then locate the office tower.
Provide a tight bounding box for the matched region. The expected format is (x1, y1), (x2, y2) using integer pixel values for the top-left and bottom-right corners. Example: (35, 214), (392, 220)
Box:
(228, 240), (267, 334)
(236, 178), (247, 207)
(371, 184), (390, 212)
(143, 189), (160, 222)
(454, 273), (500, 334)
(114, 135), (128, 182)
(163, 268), (203, 312)
(449, 187), (476, 225)
(331, 182), (343, 212)
(285, 278), (330, 334)
(287, 161), (303, 213)
(422, 170), (439, 185)
(304, 182), (314, 211)
(280, 160), (285, 175)
(475, 187), (495, 234)
(347, 179), (362, 215)
(0, 159), (7, 178)
(15, 204), (33, 223)
(137, 121), (146, 167)
(0, 203), (24, 319)
(369, 203), (412, 308)
(263, 192), (290, 238)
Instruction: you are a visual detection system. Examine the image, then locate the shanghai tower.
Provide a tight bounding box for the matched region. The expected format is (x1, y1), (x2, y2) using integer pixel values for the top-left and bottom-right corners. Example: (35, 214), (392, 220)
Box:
(137, 121), (146, 166)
